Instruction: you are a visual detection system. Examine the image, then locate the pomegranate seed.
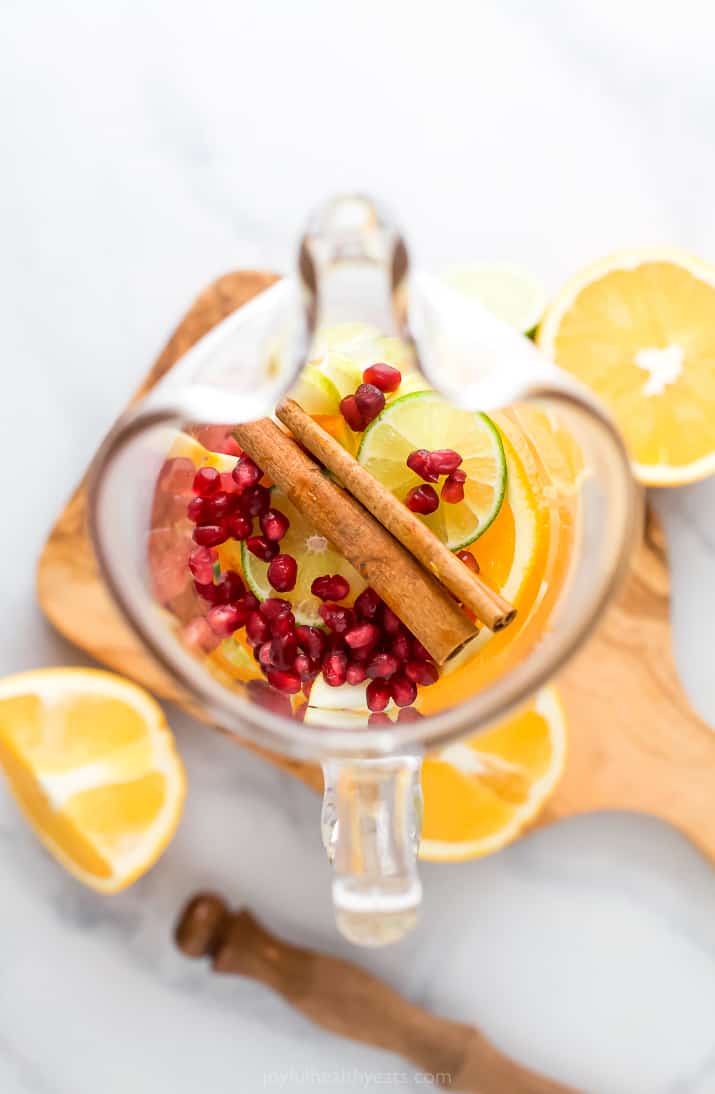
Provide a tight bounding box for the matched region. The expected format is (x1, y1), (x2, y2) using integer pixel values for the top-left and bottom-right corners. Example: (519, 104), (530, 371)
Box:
(260, 598), (292, 622)
(381, 605), (402, 635)
(404, 659), (439, 686)
(363, 362), (402, 392)
(411, 637), (431, 661)
(202, 491), (236, 522)
(232, 456), (262, 492)
(240, 484), (271, 517)
(257, 641), (273, 667)
(368, 712), (392, 726)
(442, 473), (465, 504)
(207, 603), (246, 637)
(268, 554), (297, 592)
(294, 652), (319, 681)
(456, 550), (480, 574)
(311, 574), (350, 602)
(237, 591), (260, 613)
(323, 650), (348, 687)
(188, 546), (217, 584)
(346, 661), (367, 685)
(397, 706), (424, 723)
(354, 383), (385, 426)
(193, 523), (228, 547)
(194, 580), (222, 604)
(295, 626), (327, 661)
(405, 484), (439, 515)
(216, 570), (245, 603)
(219, 435), (242, 457)
(225, 512), (252, 541)
(220, 471), (239, 494)
(390, 630), (411, 663)
(186, 496), (207, 523)
(246, 611), (270, 647)
(390, 674), (417, 708)
(180, 617), (220, 653)
(266, 668), (302, 695)
(270, 634), (298, 670)
(406, 449), (439, 483)
(354, 587), (381, 621)
(325, 632), (347, 654)
(340, 394), (366, 432)
(345, 622), (380, 650)
(193, 466), (221, 498)
(366, 679), (391, 712)
(247, 678), (292, 716)
(427, 449), (463, 476)
(270, 611), (295, 637)
(246, 535), (279, 562)
(319, 603), (354, 633)
(260, 508), (290, 542)
(366, 652), (400, 679)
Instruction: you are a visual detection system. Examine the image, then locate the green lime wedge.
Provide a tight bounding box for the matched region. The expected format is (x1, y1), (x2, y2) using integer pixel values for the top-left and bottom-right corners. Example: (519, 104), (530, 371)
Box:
(442, 262), (547, 337)
(357, 391), (507, 550)
(241, 490), (365, 624)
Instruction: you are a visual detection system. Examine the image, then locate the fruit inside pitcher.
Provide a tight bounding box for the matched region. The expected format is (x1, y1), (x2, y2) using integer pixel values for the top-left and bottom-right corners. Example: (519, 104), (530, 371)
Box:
(148, 324), (582, 725)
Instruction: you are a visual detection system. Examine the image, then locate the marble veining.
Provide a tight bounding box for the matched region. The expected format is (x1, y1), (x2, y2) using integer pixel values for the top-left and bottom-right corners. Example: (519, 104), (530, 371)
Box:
(2, 2), (715, 1091)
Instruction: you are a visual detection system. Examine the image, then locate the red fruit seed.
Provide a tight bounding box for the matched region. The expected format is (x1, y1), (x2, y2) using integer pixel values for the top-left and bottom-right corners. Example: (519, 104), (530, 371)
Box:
(368, 712), (392, 726)
(366, 652), (400, 679)
(225, 512), (252, 541)
(390, 674), (417, 708)
(216, 570), (245, 603)
(340, 394), (366, 432)
(344, 622), (380, 650)
(366, 679), (391, 712)
(270, 611), (295, 637)
(390, 630), (411, 663)
(323, 650), (348, 687)
(188, 545), (217, 584)
(186, 496), (207, 523)
(381, 605), (402, 635)
(441, 474), (465, 504)
(311, 574), (350, 602)
(404, 484), (439, 515)
(260, 598), (292, 622)
(294, 653), (319, 681)
(404, 659), (439, 686)
(346, 661), (367, 685)
(406, 449), (439, 483)
(362, 362), (402, 392)
(354, 383), (385, 426)
(267, 554), (298, 592)
(266, 669), (302, 695)
(354, 587), (381, 621)
(192, 524), (228, 547)
(427, 449), (463, 476)
(246, 611), (270, 647)
(295, 625), (327, 661)
(269, 635), (298, 671)
(206, 603), (246, 637)
(319, 603), (354, 634)
(232, 456), (262, 492)
(202, 491), (235, 522)
(240, 484), (271, 517)
(260, 508), (290, 542)
(456, 550), (480, 574)
(246, 535), (279, 562)
(193, 466), (221, 498)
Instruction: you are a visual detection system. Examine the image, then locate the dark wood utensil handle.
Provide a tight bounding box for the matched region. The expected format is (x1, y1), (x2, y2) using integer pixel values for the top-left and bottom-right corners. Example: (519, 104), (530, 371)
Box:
(176, 895), (580, 1094)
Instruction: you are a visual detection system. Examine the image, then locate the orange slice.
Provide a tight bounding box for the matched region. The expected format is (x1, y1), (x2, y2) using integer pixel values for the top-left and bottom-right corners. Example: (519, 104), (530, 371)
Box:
(538, 249), (715, 485)
(0, 668), (185, 892)
(420, 686), (566, 861)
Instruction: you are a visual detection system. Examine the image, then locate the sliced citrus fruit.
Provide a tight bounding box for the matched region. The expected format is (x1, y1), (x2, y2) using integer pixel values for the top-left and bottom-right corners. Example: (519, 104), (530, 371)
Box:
(167, 432), (236, 472)
(537, 249), (715, 485)
(443, 261), (547, 336)
(0, 668), (185, 892)
(357, 391), (507, 549)
(419, 685), (566, 861)
(288, 364), (341, 416)
(238, 489), (365, 625)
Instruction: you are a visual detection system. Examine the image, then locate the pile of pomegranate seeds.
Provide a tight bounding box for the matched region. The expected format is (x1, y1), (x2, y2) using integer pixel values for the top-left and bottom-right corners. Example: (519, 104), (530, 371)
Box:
(405, 448), (467, 510)
(339, 363), (402, 432)
(184, 438), (439, 715)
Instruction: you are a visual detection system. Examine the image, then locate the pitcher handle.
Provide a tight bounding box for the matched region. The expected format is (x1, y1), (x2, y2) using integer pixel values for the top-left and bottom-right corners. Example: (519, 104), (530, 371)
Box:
(321, 755), (423, 946)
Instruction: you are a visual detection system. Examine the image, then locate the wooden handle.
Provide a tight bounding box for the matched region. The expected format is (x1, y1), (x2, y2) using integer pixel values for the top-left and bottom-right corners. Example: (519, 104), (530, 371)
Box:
(176, 894), (581, 1094)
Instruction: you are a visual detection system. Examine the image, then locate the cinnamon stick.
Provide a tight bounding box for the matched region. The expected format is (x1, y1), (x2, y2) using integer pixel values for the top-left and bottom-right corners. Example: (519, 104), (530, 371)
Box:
(233, 418), (477, 665)
(276, 399), (517, 632)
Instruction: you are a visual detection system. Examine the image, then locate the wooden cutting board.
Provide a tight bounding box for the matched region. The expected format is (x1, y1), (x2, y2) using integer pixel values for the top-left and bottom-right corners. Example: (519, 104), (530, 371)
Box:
(36, 271), (715, 865)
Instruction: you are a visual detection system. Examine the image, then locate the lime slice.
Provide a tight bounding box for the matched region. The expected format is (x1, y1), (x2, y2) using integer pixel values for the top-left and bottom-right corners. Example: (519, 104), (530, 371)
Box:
(288, 364), (341, 416)
(442, 262), (547, 336)
(318, 351), (363, 398)
(357, 391), (507, 550)
(241, 490), (365, 624)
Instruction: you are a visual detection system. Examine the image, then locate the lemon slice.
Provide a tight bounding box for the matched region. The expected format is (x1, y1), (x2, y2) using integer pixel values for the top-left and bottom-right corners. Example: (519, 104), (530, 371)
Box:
(167, 432), (236, 472)
(288, 364), (341, 416)
(240, 490), (365, 624)
(443, 261), (547, 336)
(537, 249), (715, 485)
(0, 668), (185, 892)
(420, 685), (566, 861)
(357, 391), (507, 549)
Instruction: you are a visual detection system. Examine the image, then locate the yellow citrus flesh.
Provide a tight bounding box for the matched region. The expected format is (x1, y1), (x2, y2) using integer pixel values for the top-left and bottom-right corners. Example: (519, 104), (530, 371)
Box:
(167, 433), (236, 472)
(538, 250), (715, 485)
(419, 685), (566, 861)
(0, 669), (185, 892)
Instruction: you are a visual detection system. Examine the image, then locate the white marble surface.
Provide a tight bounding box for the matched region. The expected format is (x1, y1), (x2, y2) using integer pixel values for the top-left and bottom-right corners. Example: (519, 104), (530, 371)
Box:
(2, 2), (715, 1091)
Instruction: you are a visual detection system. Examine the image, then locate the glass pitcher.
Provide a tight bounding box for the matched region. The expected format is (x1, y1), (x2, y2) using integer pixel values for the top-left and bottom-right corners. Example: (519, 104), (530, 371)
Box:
(88, 195), (642, 945)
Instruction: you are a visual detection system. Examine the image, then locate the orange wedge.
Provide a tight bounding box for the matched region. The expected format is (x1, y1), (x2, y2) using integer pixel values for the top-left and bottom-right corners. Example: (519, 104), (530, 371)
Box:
(538, 249), (715, 485)
(419, 686), (566, 861)
(0, 668), (185, 892)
